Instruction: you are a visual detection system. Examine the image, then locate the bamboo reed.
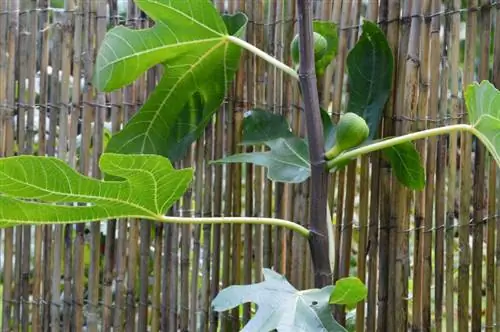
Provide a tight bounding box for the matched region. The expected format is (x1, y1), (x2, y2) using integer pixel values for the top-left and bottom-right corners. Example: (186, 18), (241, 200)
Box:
(48, 19), (63, 332)
(241, 0), (255, 323)
(1, 1), (18, 330)
(0, 1), (500, 330)
(444, 1), (461, 330)
(470, 1), (491, 330)
(493, 3), (500, 330)
(355, 2), (378, 329)
(392, 1), (412, 329)
(434, 22), (449, 332)
(458, 0), (477, 329)
(199, 123), (214, 332)
(406, 0), (425, 328)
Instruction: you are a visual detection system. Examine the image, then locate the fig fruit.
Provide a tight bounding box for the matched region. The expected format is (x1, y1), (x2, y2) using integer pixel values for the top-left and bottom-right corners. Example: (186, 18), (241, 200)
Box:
(325, 112), (369, 160)
(290, 32), (328, 67)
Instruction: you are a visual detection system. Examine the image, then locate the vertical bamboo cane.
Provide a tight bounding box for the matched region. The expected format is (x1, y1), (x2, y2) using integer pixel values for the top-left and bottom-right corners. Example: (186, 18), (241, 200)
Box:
(48, 18), (63, 332)
(199, 122), (214, 332)
(1, 0), (18, 329)
(435, 8), (450, 331)
(408, 0), (426, 328)
(59, 1), (75, 330)
(421, 1), (443, 329)
(458, 0), (477, 329)
(31, 2), (48, 327)
(492, 3), (500, 331)
(114, 4), (138, 327)
(445, 1), (461, 330)
(365, 1), (381, 328)
(392, 1), (412, 330)
(470, 1), (491, 330)
(102, 3), (121, 329)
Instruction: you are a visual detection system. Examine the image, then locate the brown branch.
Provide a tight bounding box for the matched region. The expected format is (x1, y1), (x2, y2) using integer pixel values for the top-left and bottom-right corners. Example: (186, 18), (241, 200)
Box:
(296, 0), (331, 287)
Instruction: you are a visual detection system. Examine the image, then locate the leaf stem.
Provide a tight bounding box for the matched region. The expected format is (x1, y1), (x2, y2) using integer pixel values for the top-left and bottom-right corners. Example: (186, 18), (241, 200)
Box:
(227, 35), (299, 81)
(159, 215), (310, 238)
(328, 124), (473, 168)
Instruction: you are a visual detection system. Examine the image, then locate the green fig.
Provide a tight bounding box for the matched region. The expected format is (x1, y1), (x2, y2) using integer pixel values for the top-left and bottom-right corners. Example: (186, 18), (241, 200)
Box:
(290, 32), (328, 67)
(325, 112), (369, 160)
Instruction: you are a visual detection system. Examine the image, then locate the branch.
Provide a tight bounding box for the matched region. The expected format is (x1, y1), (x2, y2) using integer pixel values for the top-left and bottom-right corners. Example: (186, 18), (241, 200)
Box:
(296, 0), (332, 287)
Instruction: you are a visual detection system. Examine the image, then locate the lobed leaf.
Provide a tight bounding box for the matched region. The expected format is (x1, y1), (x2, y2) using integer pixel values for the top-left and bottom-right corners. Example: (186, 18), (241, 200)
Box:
(212, 110), (311, 183)
(212, 268), (346, 332)
(214, 108), (357, 184)
(213, 137), (310, 183)
(94, 0), (248, 162)
(0, 154), (192, 226)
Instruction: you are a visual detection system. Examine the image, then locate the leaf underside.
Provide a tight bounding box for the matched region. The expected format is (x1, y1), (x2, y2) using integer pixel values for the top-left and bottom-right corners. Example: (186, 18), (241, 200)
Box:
(212, 110), (311, 183)
(0, 154), (192, 227)
(465, 80), (500, 166)
(214, 137), (311, 183)
(212, 268), (346, 332)
(94, 0), (248, 162)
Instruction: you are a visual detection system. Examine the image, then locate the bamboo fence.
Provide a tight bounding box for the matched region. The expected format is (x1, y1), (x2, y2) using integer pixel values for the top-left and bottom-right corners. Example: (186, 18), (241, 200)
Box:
(0, 0), (499, 331)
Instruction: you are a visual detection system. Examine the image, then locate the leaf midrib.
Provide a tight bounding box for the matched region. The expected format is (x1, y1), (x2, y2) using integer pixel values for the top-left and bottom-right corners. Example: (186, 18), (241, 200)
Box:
(0, 171), (159, 218)
(281, 139), (309, 166)
(0, 198), (157, 224)
(139, 38), (227, 152)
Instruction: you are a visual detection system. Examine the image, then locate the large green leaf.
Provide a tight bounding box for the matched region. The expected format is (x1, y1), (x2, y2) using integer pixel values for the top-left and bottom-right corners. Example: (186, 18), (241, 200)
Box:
(465, 80), (500, 166)
(382, 141), (426, 190)
(346, 20), (394, 139)
(0, 154), (192, 226)
(213, 137), (310, 183)
(212, 268), (346, 332)
(94, 0), (247, 161)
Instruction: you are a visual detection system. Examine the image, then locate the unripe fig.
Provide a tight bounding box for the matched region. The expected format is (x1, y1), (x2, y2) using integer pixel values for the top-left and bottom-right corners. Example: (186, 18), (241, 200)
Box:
(325, 112), (369, 160)
(290, 32), (328, 67)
